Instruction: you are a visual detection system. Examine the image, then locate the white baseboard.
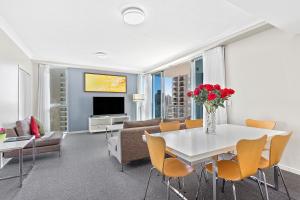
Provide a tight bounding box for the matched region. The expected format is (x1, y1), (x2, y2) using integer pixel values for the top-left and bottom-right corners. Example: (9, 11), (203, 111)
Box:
(278, 164), (300, 175)
(67, 130), (89, 134)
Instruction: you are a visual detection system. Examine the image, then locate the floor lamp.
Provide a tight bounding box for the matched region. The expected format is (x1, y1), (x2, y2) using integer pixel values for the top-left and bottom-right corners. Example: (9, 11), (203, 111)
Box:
(133, 94), (144, 121)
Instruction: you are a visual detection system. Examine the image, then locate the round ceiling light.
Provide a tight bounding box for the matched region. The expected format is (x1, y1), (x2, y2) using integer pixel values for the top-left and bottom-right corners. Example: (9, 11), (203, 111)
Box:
(95, 52), (107, 58)
(122, 7), (145, 25)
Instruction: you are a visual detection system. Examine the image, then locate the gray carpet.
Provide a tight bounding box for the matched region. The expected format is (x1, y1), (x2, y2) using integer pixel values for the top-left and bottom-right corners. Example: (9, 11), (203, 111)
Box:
(0, 133), (299, 200)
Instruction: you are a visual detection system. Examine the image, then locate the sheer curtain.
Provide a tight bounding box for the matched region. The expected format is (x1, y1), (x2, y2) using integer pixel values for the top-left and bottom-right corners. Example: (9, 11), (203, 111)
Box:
(136, 74), (144, 120)
(140, 74), (152, 120)
(203, 46), (227, 124)
(37, 64), (51, 132)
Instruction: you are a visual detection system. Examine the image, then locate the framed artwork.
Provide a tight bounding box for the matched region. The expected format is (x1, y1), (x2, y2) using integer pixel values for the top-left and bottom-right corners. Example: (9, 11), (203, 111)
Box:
(84, 73), (127, 93)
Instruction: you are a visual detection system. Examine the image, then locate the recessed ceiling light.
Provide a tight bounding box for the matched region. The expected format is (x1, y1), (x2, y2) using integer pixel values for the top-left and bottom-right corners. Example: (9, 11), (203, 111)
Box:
(122, 7), (145, 25)
(95, 52), (107, 58)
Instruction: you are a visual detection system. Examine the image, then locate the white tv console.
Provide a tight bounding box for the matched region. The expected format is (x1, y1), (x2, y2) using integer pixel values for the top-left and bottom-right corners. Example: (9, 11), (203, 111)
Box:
(88, 115), (130, 134)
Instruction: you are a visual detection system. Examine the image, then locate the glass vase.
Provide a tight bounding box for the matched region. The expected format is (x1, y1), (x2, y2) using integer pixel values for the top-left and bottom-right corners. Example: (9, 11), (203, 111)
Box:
(204, 111), (216, 134)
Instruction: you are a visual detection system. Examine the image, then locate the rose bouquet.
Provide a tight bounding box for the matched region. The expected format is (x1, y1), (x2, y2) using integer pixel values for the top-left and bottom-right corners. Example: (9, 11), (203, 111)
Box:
(187, 84), (235, 133)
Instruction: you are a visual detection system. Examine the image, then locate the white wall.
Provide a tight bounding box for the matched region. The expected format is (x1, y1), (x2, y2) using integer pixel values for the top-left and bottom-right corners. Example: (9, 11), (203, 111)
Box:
(0, 28), (33, 127)
(226, 27), (300, 174)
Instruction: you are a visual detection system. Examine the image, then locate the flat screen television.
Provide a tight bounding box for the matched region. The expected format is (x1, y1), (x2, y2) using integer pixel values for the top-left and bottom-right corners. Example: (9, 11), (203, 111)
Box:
(93, 97), (125, 115)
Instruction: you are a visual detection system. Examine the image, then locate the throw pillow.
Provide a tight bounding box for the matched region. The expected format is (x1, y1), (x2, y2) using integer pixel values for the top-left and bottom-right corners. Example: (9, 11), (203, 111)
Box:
(30, 116), (41, 138)
(36, 119), (45, 136)
(16, 117), (31, 136)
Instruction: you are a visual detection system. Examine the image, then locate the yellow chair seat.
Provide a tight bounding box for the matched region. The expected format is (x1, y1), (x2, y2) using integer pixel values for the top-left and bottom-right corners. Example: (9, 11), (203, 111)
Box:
(259, 157), (269, 169)
(165, 147), (177, 158)
(163, 158), (194, 177)
(206, 160), (242, 181)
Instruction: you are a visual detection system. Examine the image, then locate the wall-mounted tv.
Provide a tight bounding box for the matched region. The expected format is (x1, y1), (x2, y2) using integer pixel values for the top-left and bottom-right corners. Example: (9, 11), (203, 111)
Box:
(84, 73), (127, 93)
(93, 97), (125, 115)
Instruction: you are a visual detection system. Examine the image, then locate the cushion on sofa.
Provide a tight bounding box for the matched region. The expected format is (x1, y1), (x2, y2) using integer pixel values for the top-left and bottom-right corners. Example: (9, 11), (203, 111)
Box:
(36, 119), (45, 136)
(30, 116), (41, 138)
(16, 117), (31, 136)
(123, 119), (161, 128)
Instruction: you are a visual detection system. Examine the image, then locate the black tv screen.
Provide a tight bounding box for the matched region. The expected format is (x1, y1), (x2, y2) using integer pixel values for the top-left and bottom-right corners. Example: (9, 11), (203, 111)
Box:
(93, 97), (125, 115)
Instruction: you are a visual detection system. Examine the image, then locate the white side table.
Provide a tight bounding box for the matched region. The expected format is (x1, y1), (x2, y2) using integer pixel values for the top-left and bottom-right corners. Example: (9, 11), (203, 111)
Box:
(0, 136), (36, 187)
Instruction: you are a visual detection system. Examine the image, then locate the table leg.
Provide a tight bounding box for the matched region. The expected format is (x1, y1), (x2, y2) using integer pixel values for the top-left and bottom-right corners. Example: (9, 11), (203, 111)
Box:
(212, 159), (217, 200)
(19, 149), (23, 187)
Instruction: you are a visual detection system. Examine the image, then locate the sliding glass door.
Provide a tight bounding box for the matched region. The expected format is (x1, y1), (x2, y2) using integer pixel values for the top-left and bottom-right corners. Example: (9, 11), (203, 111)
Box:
(151, 58), (203, 120)
(163, 62), (192, 119)
(152, 72), (162, 118)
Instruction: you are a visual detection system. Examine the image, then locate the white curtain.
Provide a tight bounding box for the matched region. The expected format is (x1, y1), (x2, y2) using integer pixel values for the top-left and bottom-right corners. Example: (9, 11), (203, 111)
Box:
(141, 74), (152, 120)
(203, 46), (227, 124)
(37, 64), (51, 132)
(18, 68), (32, 120)
(135, 74), (144, 121)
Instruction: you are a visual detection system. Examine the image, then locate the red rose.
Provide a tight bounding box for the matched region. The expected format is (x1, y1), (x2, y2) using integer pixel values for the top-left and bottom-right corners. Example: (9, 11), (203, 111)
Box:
(207, 92), (217, 101)
(198, 84), (204, 90)
(205, 84), (214, 91)
(213, 84), (221, 90)
(187, 91), (193, 97)
(220, 89), (228, 98)
(228, 88), (235, 95)
(194, 88), (200, 96)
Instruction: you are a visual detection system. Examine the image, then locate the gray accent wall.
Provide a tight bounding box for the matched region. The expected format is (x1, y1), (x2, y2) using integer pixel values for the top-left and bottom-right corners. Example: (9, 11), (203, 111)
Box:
(67, 68), (137, 132)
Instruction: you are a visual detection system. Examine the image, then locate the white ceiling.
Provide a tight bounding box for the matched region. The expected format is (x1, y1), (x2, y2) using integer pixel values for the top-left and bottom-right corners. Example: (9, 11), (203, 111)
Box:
(227, 0), (300, 34)
(0, 0), (262, 73)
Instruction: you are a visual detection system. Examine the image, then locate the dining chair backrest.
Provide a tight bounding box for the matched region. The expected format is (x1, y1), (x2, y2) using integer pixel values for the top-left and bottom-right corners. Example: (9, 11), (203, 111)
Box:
(237, 135), (267, 178)
(185, 119), (203, 129)
(269, 132), (292, 167)
(160, 121), (180, 132)
(145, 131), (165, 174)
(245, 119), (276, 130)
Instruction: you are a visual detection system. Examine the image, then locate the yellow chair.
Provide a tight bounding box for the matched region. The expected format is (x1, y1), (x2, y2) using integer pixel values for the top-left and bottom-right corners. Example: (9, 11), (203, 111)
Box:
(160, 121), (181, 132)
(159, 121), (181, 158)
(203, 135), (267, 200)
(143, 131), (194, 200)
(185, 119), (203, 129)
(245, 119), (276, 130)
(258, 132), (292, 200)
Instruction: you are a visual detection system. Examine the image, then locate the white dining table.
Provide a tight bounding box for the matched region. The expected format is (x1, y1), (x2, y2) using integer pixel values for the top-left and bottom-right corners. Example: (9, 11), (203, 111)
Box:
(143, 124), (288, 200)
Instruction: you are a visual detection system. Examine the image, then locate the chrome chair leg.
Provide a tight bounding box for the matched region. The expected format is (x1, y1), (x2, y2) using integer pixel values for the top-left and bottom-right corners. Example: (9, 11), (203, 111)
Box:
(167, 178), (171, 200)
(221, 179), (226, 193)
(277, 166), (292, 200)
(260, 170), (270, 200)
(255, 173), (265, 200)
(182, 177), (186, 193)
(196, 168), (205, 200)
(144, 167), (155, 200)
(204, 170), (209, 183)
(177, 177), (181, 189)
(232, 182), (237, 200)
(162, 175), (166, 183)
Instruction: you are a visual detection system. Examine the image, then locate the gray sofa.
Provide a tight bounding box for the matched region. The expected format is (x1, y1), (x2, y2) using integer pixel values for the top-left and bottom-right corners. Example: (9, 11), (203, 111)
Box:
(107, 118), (187, 171)
(3, 122), (63, 158)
